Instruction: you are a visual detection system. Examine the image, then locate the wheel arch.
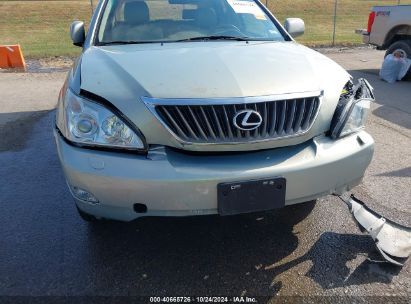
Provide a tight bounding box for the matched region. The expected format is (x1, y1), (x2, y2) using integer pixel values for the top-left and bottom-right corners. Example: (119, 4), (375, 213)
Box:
(384, 24), (411, 49)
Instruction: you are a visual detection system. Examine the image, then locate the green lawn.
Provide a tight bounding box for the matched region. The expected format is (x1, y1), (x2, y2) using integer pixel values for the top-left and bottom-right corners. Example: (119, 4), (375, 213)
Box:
(0, 1), (91, 57)
(269, 0), (411, 46)
(1, 0), (411, 58)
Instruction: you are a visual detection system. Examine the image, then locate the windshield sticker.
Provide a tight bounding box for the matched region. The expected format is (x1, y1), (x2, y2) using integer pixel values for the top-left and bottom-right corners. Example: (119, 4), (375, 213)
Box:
(226, 0), (267, 20)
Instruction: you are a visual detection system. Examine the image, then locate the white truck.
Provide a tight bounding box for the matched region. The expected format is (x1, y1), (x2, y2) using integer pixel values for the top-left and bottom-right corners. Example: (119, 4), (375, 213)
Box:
(357, 5), (411, 79)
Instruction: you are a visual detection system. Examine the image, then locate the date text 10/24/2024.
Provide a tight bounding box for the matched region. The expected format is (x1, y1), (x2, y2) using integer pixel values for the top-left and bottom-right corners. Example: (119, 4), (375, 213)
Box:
(149, 297), (258, 303)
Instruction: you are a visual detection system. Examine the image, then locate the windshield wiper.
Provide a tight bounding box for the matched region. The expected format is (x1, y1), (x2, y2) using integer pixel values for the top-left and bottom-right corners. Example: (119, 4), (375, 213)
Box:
(98, 40), (162, 46)
(175, 35), (250, 42)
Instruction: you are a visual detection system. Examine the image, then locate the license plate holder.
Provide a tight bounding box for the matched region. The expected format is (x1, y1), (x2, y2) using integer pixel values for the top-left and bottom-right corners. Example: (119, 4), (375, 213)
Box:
(218, 177), (286, 216)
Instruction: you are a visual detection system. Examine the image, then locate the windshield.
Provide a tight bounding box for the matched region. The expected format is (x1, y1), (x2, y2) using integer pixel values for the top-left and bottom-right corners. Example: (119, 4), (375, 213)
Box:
(96, 0), (287, 44)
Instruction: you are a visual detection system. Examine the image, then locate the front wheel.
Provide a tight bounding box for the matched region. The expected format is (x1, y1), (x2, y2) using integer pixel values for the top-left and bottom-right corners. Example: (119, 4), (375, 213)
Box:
(385, 40), (411, 80)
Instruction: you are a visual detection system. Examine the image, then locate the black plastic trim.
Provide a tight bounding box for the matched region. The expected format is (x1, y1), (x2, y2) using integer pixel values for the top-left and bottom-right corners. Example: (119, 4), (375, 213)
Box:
(334, 99), (357, 138)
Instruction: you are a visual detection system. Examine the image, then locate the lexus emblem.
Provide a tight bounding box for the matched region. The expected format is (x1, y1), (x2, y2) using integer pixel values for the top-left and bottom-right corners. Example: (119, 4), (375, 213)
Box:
(233, 110), (263, 131)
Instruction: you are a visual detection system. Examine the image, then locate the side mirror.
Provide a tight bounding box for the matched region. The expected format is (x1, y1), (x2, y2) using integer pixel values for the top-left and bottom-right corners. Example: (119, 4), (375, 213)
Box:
(70, 21), (85, 47)
(284, 18), (305, 38)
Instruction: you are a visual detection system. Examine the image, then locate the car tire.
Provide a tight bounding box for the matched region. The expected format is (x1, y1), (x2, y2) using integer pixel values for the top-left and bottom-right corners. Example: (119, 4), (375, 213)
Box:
(385, 40), (411, 80)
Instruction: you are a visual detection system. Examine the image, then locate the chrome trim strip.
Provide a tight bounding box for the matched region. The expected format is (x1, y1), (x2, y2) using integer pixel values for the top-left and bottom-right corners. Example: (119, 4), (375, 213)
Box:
(142, 90), (323, 106)
(143, 92), (323, 146)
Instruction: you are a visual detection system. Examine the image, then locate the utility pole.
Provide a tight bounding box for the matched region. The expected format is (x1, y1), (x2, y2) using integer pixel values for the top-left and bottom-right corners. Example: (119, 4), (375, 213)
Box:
(90, 0), (94, 15)
(332, 0), (338, 46)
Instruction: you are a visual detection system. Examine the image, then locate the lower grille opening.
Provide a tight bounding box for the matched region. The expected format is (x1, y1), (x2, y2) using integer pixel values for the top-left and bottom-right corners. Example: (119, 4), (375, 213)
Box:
(134, 203), (148, 213)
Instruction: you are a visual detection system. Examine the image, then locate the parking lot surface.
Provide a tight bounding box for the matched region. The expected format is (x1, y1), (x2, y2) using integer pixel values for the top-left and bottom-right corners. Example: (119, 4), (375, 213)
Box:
(0, 48), (410, 301)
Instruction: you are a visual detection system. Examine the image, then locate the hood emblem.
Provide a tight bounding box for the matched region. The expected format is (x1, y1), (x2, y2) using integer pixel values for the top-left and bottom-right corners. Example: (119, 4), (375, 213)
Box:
(233, 110), (263, 131)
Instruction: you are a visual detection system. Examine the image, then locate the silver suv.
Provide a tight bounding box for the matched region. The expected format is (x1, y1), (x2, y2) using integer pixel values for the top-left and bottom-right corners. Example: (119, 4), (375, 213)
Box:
(54, 0), (375, 222)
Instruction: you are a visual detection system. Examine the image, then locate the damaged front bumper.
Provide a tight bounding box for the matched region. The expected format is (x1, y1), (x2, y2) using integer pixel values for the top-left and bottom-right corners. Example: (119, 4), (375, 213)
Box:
(55, 129), (374, 221)
(339, 194), (411, 266)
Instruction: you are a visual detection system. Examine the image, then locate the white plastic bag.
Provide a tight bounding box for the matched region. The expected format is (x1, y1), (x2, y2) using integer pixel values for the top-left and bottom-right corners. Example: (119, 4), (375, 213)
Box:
(380, 53), (411, 83)
(399, 58), (411, 80)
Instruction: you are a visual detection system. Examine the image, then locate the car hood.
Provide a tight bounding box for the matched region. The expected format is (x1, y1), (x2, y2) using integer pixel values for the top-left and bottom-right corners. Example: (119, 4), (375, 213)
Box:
(81, 41), (348, 98)
(78, 41), (350, 151)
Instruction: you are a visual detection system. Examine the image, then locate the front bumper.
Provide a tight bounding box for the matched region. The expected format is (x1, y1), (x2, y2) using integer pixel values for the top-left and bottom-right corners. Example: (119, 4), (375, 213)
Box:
(54, 130), (374, 221)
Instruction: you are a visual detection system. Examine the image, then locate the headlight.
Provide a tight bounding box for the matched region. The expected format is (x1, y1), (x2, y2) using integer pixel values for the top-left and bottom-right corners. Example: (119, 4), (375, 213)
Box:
(330, 78), (374, 139)
(57, 89), (145, 150)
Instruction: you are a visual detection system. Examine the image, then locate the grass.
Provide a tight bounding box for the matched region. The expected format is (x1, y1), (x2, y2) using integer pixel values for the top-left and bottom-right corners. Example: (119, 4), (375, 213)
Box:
(269, 0), (411, 46)
(0, 1), (91, 57)
(1, 0), (411, 58)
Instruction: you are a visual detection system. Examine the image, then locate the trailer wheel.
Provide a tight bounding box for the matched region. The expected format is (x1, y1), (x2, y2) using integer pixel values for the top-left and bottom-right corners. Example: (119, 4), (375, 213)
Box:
(385, 40), (411, 80)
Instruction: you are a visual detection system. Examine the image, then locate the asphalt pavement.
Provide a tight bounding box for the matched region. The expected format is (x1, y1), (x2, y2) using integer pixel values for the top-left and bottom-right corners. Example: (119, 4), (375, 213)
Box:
(0, 48), (410, 302)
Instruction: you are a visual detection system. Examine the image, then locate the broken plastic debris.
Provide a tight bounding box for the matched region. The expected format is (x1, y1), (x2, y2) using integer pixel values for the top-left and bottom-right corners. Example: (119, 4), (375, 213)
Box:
(337, 194), (411, 266)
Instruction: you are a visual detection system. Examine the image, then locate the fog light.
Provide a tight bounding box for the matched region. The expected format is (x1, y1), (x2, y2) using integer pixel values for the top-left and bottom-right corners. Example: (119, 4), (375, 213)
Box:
(70, 186), (99, 204)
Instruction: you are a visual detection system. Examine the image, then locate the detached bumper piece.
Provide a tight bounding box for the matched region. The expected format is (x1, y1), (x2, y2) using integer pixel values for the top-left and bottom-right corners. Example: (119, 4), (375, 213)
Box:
(339, 194), (411, 266)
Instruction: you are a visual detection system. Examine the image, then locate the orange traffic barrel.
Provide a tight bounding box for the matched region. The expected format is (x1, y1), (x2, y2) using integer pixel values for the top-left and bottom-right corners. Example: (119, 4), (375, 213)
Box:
(0, 45), (26, 70)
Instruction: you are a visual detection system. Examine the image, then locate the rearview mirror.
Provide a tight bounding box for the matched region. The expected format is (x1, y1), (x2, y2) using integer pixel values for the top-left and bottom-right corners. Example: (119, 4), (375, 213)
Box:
(70, 21), (85, 47)
(284, 18), (305, 38)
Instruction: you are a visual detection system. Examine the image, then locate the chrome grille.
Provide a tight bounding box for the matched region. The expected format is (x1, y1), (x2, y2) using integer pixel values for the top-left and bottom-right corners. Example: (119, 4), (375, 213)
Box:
(151, 96), (320, 144)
